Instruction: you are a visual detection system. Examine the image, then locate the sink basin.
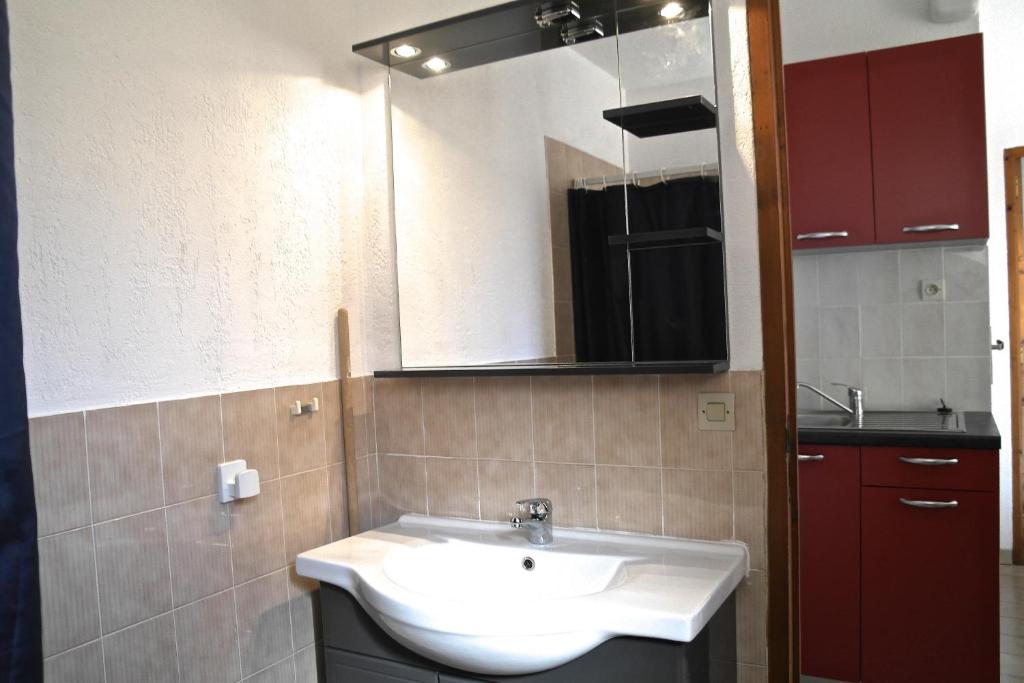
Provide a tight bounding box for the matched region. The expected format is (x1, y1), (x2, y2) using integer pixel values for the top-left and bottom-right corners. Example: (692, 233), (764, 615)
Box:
(797, 413), (854, 428)
(296, 515), (748, 676)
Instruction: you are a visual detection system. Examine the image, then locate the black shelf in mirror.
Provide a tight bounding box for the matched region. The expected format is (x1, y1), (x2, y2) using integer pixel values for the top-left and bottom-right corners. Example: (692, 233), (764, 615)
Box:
(607, 227), (723, 250)
(603, 96), (717, 137)
(374, 361), (729, 378)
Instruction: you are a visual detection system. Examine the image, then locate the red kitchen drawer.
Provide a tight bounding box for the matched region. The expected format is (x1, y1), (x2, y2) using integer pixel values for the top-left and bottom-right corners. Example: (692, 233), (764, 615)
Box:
(861, 446), (997, 492)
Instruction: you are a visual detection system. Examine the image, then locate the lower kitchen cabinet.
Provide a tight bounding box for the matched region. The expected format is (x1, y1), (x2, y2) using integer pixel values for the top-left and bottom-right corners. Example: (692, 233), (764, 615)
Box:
(861, 486), (998, 683)
(798, 445), (861, 682)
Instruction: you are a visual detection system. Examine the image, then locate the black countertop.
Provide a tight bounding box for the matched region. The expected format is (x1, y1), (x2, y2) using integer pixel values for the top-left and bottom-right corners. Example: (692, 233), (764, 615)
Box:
(798, 411), (1001, 450)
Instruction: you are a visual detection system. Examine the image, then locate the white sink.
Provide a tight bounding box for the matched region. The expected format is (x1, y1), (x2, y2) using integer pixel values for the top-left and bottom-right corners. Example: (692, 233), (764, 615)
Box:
(296, 515), (748, 676)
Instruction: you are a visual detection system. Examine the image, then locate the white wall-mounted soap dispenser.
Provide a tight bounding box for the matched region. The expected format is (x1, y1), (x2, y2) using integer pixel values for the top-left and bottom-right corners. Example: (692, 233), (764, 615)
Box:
(217, 460), (260, 503)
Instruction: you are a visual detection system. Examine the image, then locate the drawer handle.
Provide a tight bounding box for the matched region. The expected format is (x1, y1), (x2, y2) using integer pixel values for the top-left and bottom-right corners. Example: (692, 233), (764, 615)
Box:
(902, 224), (960, 234)
(798, 454), (825, 462)
(898, 456), (960, 467)
(899, 498), (959, 509)
(796, 231), (849, 241)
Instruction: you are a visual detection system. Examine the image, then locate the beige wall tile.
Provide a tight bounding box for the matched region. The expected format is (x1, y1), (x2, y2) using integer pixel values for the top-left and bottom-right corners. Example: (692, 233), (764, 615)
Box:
(425, 458), (479, 519)
(323, 380), (344, 465)
(280, 469), (330, 563)
(551, 246), (573, 303)
(328, 463), (350, 541)
(594, 376), (660, 467)
(660, 375), (734, 470)
(596, 466), (662, 535)
(287, 565), (320, 650)
(29, 413), (91, 536)
(93, 510), (172, 633)
(479, 460), (533, 522)
(175, 590), (240, 683)
(38, 528), (100, 656)
(663, 469), (733, 541)
(736, 570), (768, 666)
(166, 495), (232, 606)
(294, 644), (323, 683)
(235, 570), (293, 677)
(243, 656), (294, 683)
(230, 478), (287, 584)
(535, 463), (596, 529)
(737, 664), (769, 683)
(356, 456), (377, 533)
(422, 378), (476, 458)
(733, 371), (767, 472)
(554, 301), (575, 361)
(373, 378), (424, 455)
(222, 389), (280, 481)
(44, 641), (105, 683)
(377, 455), (427, 525)
(159, 395), (223, 504)
(277, 383), (328, 476)
(102, 613), (178, 683)
(475, 377), (532, 461)
(85, 403), (162, 522)
(532, 376), (594, 464)
(734, 471), (767, 570)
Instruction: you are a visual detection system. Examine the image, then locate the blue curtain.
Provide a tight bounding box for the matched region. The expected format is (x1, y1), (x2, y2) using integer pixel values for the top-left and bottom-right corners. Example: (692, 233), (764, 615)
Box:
(0, 0), (42, 679)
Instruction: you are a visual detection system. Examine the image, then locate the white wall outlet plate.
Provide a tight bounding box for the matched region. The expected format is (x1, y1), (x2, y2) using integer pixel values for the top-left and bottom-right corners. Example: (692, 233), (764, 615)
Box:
(698, 393), (735, 431)
(920, 279), (945, 301)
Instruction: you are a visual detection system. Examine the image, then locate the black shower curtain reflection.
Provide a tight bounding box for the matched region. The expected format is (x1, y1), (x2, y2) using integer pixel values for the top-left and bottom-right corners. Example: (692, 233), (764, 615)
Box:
(567, 177), (727, 363)
(0, 0), (42, 679)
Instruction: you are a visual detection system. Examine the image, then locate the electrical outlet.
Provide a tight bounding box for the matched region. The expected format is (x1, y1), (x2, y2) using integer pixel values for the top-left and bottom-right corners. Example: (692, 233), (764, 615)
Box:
(699, 393), (735, 431)
(920, 279), (944, 301)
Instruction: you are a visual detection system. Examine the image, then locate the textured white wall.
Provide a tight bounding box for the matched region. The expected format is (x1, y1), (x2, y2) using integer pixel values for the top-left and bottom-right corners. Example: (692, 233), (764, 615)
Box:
(13, 0), (370, 415)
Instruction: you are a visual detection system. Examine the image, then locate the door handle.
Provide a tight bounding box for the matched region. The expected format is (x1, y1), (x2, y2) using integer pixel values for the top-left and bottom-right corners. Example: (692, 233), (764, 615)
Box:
(798, 454), (825, 462)
(902, 224), (960, 233)
(796, 231), (849, 241)
(898, 456), (959, 467)
(899, 498), (959, 509)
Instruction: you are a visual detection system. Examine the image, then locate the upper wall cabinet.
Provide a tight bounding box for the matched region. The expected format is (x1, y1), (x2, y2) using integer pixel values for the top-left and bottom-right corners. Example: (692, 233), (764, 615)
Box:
(869, 34), (988, 244)
(786, 34), (988, 250)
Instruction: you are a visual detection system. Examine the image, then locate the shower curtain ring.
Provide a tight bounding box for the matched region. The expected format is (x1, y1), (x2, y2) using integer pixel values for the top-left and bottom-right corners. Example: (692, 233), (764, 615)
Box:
(659, 168), (667, 184)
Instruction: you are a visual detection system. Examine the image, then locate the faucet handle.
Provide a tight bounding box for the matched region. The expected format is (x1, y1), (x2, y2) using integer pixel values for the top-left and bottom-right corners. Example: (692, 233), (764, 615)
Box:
(515, 498), (552, 519)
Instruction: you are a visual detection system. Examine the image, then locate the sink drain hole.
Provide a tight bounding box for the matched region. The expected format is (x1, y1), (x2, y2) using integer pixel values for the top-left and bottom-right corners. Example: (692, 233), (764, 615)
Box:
(522, 557), (535, 571)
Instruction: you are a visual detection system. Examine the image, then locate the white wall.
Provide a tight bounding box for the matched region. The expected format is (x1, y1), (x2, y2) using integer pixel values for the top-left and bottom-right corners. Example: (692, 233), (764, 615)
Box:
(13, 0), (370, 415)
(980, 0), (1024, 550)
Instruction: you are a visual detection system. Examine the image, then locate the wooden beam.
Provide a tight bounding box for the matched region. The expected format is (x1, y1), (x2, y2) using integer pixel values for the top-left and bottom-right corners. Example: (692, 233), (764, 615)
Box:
(746, 0), (800, 680)
(1006, 148), (1024, 565)
(338, 308), (361, 534)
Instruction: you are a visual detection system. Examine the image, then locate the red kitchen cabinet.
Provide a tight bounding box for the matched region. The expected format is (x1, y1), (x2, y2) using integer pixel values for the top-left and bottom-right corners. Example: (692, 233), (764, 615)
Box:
(861, 486), (998, 683)
(869, 34), (989, 244)
(798, 445), (861, 682)
(786, 54), (876, 250)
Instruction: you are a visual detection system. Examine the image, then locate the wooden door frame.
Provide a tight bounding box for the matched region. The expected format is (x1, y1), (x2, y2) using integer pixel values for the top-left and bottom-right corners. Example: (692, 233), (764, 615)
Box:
(747, 0), (800, 680)
(1008, 147), (1024, 564)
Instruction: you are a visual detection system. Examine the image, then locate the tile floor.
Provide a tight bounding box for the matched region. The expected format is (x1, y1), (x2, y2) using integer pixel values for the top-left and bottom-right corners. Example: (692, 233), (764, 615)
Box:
(1002, 563), (1024, 681)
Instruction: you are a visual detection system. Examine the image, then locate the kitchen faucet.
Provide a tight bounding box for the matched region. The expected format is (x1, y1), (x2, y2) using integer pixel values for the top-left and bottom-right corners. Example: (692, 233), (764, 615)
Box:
(510, 498), (553, 545)
(797, 382), (864, 420)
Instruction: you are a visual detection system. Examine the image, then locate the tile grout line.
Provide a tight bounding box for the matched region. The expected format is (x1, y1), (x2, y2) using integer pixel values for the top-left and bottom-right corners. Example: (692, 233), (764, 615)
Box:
(591, 377), (598, 530)
(218, 393), (245, 680)
(657, 376), (665, 537)
(319, 382), (333, 543)
(472, 378), (482, 521)
(274, 391), (299, 662)
(81, 410), (109, 683)
(155, 403), (183, 683)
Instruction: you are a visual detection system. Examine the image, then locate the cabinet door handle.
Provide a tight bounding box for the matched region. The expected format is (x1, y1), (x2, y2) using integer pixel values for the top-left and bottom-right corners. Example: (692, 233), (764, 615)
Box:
(899, 498), (959, 509)
(898, 456), (959, 467)
(902, 224), (960, 234)
(798, 454), (825, 462)
(796, 231), (849, 241)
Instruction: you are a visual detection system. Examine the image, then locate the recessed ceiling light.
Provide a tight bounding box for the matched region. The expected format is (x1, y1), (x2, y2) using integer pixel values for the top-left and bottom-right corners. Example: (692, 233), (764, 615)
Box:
(660, 2), (685, 19)
(422, 57), (451, 73)
(390, 44), (422, 59)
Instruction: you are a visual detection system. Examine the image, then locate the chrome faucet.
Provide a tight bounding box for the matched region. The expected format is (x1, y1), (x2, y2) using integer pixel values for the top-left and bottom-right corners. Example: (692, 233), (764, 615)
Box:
(510, 498), (553, 545)
(797, 382), (864, 420)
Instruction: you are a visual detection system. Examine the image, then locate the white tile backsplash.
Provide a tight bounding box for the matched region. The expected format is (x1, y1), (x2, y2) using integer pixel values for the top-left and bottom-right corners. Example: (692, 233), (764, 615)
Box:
(795, 245), (991, 412)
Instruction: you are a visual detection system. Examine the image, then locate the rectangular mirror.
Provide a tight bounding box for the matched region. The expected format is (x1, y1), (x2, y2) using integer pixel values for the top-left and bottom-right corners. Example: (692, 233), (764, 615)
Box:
(374, 0), (727, 374)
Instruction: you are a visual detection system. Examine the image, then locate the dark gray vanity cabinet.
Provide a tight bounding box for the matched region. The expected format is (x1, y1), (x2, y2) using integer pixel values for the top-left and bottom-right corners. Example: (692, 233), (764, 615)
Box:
(320, 585), (737, 683)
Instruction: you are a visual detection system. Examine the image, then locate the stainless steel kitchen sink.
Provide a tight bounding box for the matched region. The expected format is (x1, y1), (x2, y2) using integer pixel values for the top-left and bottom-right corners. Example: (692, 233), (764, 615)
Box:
(797, 411), (966, 433)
